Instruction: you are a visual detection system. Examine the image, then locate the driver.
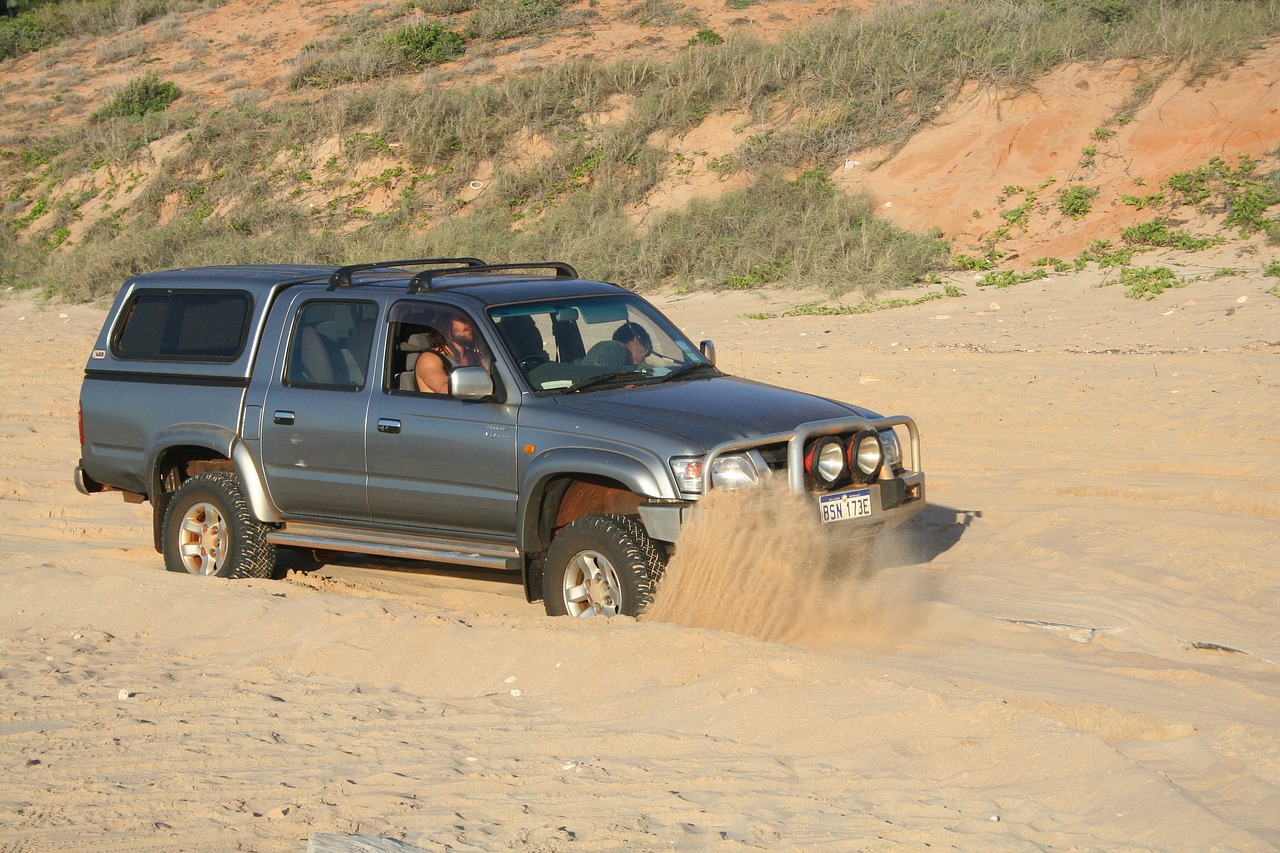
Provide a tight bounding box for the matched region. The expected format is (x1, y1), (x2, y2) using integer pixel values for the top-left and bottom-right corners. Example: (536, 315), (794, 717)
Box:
(444, 312), (490, 370)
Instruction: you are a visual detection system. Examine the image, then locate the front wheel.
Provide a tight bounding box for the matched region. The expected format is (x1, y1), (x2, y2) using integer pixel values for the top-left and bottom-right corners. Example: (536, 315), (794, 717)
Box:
(162, 472), (275, 579)
(543, 514), (666, 618)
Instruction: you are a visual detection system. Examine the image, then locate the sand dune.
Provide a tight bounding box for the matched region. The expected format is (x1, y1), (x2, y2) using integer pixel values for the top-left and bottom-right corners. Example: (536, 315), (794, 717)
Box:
(2, 246), (1279, 851)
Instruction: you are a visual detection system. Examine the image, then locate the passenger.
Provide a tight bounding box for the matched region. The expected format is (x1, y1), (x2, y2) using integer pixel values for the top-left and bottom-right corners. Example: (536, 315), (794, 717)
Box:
(581, 321), (652, 367)
(412, 328), (453, 395)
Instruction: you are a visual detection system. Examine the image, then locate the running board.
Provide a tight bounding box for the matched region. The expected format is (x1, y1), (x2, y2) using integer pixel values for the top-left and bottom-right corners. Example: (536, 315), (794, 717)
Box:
(267, 521), (521, 571)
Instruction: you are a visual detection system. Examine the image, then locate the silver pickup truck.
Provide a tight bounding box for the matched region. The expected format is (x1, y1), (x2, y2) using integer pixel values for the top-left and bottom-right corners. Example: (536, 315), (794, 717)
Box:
(75, 258), (925, 617)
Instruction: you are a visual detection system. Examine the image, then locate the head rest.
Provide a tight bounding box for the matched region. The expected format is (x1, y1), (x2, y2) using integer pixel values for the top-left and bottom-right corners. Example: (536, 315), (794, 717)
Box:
(399, 330), (445, 352)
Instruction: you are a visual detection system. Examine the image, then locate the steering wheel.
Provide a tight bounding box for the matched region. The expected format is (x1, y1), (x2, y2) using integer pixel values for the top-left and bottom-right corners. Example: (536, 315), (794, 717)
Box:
(519, 354), (550, 371)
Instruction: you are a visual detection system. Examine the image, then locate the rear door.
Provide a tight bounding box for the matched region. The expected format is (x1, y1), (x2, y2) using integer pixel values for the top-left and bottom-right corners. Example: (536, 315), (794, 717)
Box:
(259, 296), (379, 521)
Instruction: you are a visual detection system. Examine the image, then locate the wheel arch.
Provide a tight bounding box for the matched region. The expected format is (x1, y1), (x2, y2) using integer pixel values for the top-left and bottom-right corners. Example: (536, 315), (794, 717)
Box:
(146, 426), (280, 552)
(516, 448), (673, 554)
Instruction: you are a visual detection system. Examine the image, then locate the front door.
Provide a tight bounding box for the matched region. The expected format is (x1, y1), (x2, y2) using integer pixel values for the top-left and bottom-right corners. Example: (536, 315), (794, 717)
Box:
(364, 298), (520, 540)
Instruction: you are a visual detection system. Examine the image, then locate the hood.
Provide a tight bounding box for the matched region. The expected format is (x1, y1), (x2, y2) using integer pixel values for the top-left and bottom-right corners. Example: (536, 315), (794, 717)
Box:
(552, 375), (879, 450)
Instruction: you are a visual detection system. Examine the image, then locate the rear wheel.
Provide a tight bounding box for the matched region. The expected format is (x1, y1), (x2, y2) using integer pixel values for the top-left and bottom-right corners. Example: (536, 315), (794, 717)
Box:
(543, 514), (666, 617)
(162, 472), (275, 579)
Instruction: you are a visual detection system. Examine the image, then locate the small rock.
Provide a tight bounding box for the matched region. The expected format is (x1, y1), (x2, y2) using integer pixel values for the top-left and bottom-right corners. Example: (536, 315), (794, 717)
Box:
(118, 689), (134, 700)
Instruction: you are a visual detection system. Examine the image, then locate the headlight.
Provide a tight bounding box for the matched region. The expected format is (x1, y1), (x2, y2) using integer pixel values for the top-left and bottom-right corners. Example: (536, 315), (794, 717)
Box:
(710, 453), (759, 490)
(880, 429), (901, 469)
(670, 457), (705, 494)
(848, 429), (883, 483)
(670, 454), (760, 493)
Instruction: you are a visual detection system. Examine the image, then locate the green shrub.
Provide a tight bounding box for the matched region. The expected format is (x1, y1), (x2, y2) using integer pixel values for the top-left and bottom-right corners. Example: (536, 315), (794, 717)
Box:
(1120, 219), (1217, 250)
(1223, 182), (1280, 237)
(1086, 0), (1135, 25)
(976, 269), (1049, 288)
(1121, 192), (1165, 209)
(0, 15), (60, 60)
(1164, 165), (1214, 205)
(385, 22), (465, 68)
(724, 259), (786, 290)
(92, 74), (182, 120)
(689, 28), (724, 46)
(951, 254), (994, 271)
(1058, 185), (1098, 219)
(1120, 265), (1184, 300)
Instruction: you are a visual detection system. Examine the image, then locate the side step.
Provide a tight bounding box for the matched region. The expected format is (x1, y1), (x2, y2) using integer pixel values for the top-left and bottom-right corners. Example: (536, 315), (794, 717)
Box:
(266, 521), (521, 571)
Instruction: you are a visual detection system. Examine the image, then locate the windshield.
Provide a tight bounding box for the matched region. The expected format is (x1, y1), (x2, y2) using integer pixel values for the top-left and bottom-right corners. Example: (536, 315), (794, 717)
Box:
(489, 294), (715, 393)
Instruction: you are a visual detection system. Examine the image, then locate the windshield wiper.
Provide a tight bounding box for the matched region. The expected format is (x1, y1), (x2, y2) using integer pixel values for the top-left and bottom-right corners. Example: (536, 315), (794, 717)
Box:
(566, 370), (652, 394)
(661, 363), (720, 383)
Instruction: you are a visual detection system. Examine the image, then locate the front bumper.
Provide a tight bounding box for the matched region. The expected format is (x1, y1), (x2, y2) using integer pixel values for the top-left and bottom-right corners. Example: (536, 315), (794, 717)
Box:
(703, 413), (927, 533)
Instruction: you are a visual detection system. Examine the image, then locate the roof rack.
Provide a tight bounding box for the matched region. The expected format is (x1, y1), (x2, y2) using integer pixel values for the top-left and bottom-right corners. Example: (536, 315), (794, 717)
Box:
(408, 262), (579, 294)
(327, 257), (486, 291)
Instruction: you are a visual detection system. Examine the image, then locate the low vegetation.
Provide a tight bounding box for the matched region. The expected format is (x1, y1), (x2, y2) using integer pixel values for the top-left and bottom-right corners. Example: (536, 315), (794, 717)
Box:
(2, 0), (1280, 302)
(91, 73), (183, 120)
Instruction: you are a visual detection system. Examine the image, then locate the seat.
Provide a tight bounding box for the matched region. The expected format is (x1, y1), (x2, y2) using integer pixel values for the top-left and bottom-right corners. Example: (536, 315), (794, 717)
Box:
(397, 332), (438, 391)
(580, 339), (629, 366)
(295, 324), (336, 384)
(340, 316), (376, 385)
(497, 316), (548, 368)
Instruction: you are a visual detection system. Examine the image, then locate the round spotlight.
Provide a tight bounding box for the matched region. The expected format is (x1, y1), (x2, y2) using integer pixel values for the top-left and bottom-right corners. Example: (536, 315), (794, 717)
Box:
(805, 435), (847, 489)
(847, 429), (883, 483)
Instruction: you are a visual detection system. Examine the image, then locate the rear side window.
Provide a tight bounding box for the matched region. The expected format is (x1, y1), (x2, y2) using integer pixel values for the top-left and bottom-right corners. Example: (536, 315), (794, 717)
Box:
(284, 299), (379, 389)
(113, 290), (252, 362)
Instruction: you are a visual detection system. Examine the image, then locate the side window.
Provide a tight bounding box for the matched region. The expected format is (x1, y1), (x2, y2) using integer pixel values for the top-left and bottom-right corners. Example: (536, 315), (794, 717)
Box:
(113, 290), (252, 362)
(386, 300), (493, 394)
(284, 300), (378, 389)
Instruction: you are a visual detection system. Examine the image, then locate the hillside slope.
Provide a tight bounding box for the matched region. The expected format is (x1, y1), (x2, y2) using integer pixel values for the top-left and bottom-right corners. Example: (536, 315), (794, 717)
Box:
(1, 0), (1278, 295)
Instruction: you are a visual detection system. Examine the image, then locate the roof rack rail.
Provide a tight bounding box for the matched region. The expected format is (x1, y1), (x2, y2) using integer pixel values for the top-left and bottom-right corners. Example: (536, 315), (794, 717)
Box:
(408, 261), (579, 294)
(328, 257), (486, 290)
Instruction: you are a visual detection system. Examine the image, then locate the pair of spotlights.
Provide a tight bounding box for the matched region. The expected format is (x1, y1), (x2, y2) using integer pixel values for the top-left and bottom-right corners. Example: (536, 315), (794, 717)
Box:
(803, 430), (884, 489)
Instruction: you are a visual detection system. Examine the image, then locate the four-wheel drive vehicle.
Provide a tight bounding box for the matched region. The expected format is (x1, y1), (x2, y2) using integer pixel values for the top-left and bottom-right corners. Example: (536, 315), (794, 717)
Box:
(75, 258), (925, 617)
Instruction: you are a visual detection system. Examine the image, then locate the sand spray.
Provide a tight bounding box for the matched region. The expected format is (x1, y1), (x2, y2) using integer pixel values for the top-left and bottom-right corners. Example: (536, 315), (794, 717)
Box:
(642, 481), (928, 646)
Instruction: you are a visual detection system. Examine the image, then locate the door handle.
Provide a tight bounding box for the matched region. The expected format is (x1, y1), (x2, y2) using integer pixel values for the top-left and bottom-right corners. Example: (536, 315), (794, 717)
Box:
(273, 410), (296, 425)
(377, 418), (402, 434)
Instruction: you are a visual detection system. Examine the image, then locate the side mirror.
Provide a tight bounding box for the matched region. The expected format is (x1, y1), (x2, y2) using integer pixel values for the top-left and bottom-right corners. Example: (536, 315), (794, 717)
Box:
(699, 339), (716, 366)
(450, 365), (494, 400)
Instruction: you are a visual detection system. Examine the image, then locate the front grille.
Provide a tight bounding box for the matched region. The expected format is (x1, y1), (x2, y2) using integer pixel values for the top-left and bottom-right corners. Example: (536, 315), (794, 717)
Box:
(757, 442), (788, 473)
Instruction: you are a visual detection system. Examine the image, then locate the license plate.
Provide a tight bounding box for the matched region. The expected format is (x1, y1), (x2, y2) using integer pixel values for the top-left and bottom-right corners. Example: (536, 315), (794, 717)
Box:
(818, 488), (873, 523)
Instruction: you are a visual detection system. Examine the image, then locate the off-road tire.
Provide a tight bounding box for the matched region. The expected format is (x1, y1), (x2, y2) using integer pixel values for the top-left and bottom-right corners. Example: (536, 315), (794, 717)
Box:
(162, 472), (275, 579)
(543, 513), (666, 618)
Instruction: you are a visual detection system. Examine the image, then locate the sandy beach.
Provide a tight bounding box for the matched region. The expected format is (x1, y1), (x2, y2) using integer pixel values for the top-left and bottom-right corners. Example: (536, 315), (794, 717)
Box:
(2, 247), (1278, 851)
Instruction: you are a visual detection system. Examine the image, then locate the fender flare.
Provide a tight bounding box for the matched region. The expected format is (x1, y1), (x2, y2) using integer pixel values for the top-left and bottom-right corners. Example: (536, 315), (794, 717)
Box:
(232, 440), (281, 523)
(515, 447), (676, 553)
(146, 423), (238, 499)
(145, 425), (281, 523)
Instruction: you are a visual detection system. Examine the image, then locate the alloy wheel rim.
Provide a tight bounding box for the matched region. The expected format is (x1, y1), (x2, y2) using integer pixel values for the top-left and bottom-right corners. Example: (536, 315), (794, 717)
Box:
(177, 501), (226, 576)
(561, 549), (622, 617)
